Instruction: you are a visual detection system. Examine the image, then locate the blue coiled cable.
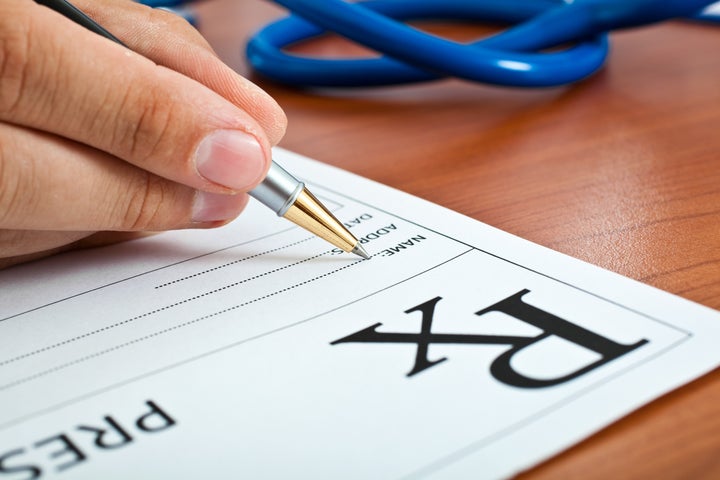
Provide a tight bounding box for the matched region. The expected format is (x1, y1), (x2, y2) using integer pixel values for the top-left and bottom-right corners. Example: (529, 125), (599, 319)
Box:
(142, 0), (720, 88)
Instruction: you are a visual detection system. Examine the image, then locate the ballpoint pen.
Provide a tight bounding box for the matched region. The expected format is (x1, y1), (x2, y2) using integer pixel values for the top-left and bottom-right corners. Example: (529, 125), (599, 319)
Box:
(35, 0), (370, 260)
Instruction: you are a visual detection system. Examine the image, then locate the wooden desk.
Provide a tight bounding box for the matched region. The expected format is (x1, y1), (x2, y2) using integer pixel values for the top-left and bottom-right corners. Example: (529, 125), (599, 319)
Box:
(194, 2), (720, 477)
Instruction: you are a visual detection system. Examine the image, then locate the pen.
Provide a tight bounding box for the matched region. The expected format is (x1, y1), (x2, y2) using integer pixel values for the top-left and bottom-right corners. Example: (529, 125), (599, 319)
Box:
(36, 0), (370, 260)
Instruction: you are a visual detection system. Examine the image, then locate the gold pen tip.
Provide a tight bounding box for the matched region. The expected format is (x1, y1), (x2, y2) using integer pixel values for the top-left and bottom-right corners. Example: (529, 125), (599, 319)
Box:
(352, 244), (371, 260)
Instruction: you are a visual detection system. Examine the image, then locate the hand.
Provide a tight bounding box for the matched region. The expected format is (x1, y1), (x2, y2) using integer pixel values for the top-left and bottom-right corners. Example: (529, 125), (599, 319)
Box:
(0, 0), (287, 268)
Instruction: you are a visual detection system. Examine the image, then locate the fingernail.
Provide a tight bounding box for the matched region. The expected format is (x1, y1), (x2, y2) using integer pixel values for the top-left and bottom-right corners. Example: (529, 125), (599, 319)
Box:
(191, 191), (244, 223)
(195, 130), (266, 191)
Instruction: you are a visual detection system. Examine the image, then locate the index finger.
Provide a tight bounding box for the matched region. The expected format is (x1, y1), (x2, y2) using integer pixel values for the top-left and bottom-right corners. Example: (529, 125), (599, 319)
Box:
(75, 0), (288, 146)
(1, 1), (271, 194)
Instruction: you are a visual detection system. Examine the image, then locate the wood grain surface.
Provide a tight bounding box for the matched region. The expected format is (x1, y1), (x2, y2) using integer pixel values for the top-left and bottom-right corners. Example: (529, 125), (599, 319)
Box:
(194, 1), (720, 477)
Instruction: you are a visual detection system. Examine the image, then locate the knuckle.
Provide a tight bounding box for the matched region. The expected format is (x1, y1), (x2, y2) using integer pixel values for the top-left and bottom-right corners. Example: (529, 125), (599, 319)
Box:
(0, 133), (37, 226)
(146, 7), (196, 39)
(121, 173), (174, 231)
(0, 141), (14, 222)
(0, 10), (33, 117)
(113, 82), (176, 163)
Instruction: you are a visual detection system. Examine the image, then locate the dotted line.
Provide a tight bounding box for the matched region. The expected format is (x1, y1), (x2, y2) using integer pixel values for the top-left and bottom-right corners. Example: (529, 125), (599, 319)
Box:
(0, 250), (331, 368)
(0, 254), (373, 392)
(155, 236), (315, 289)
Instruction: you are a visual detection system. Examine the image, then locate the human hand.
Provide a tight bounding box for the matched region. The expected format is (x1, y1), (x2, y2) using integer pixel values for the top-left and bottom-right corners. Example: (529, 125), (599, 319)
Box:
(0, 0), (287, 269)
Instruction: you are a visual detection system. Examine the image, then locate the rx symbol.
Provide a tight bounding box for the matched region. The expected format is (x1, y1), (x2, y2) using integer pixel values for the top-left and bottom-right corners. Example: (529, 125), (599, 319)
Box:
(331, 290), (647, 388)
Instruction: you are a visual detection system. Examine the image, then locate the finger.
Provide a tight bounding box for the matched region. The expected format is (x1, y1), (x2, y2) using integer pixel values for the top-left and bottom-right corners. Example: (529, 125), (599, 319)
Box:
(75, 0), (287, 145)
(0, 230), (92, 262)
(0, 231), (149, 269)
(1, 1), (270, 194)
(74, 231), (158, 249)
(0, 121), (248, 231)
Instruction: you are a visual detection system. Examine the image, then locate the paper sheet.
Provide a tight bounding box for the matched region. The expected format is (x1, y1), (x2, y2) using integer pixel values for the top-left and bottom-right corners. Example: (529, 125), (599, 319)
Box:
(1, 148), (718, 479)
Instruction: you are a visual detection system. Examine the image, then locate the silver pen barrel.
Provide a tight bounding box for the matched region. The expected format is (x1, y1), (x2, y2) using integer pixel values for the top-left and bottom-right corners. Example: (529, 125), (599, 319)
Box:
(248, 162), (304, 216)
(248, 160), (369, 260)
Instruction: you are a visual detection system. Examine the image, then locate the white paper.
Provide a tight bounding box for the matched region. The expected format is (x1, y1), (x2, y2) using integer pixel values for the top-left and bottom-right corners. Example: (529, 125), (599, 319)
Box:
(0, 148), (718, 480)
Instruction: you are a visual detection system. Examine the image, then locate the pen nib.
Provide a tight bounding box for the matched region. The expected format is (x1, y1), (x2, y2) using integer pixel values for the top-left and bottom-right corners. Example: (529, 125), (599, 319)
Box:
(352, 244), (370, 260)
